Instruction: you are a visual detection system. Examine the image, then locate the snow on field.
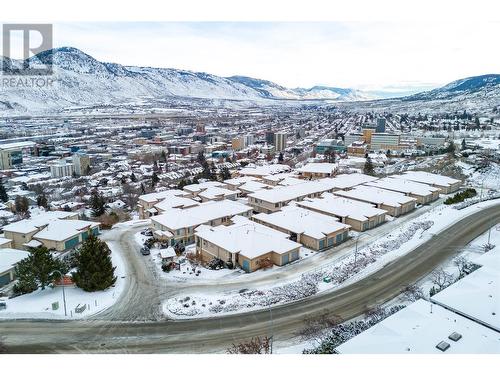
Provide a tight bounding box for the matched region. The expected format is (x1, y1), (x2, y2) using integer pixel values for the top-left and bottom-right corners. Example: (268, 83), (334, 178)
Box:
(0, 238), (126, 320)
(163, 198), (500, 319)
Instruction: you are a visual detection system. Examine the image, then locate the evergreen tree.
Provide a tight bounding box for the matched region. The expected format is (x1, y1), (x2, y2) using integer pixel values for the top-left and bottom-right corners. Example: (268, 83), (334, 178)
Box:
(0, 180), (8, 203)
(278, 152), (284, 163)
(130, 172), (137, 183)
(13, 247), (67, 294)
(72, 235), (117, 292)
(461, 138), (466, 151)
(90, 190), (106, 217)
(37, 193), (48, 209)
(363, 157), (375, 176)
(140, 183), (146, 195)
(151, 172), (160, 188)
(219, 167), (231, 181)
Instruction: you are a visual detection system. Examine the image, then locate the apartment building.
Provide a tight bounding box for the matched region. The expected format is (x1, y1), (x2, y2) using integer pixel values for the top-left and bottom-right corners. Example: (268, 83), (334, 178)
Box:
(297, 163), (337, 179)
(296, 193), (387, 232)
(333, 185), (417, 217)
(393, 171), (462, 194)
(366, 177), (440, 204)
(252, 206), (350, 251)
(150, 200), (253, 245)
(195, 216), (301, 272)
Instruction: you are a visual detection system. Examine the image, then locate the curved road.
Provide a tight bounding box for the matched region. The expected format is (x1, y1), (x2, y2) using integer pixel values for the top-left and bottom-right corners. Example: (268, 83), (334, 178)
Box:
(2, 203), (499, 353)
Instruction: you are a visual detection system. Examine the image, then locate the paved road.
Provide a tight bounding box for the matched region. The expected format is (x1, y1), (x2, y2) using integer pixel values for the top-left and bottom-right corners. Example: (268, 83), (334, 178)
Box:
(2, 202), (499, 353)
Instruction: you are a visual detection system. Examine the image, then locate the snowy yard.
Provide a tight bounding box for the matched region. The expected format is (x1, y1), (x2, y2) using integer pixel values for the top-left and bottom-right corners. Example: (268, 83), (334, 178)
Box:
(162, 198), (500, 319)
(0, 238), (127, 320)
(134, 233), (244, 281)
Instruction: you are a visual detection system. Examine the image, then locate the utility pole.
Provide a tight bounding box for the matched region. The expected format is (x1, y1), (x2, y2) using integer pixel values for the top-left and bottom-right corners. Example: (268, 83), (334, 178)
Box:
(269, 304), (274, 354)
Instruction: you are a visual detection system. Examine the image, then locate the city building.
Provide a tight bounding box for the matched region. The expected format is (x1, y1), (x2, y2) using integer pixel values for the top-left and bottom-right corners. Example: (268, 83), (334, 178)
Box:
(138, 190), (190, 219)
(49, 160), (74, 178)
(370, 133), (401, 151)
(375, 117), (386, 133)
(0, 141), (35, 170)
(316, 139), (347, 155)
(265, 131), (275, 145)
(72, 152), (90, 176)
(275, 132), (287, 152)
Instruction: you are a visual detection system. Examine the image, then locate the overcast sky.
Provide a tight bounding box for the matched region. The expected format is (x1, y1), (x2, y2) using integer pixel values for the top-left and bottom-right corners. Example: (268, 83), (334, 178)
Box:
(27, 22), (500, 93)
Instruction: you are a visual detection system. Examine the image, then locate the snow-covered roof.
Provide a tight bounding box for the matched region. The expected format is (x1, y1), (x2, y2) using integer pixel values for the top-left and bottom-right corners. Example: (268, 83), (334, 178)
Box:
(0, 141), (35, 150)
(297, 193), (386, 222)
(197, 186), (238, 200)
(34, 220), (99, 242)
(394, 171), (461, 188)
(183, 181), (225, 194)
(138, 190), (186, 204)
(196, 217), (300, 259)
(336, 300), (500, 354)
(0, 237), (12, 247)
(2, 211), (78, 234)
(253, 206), (349, 240)
(431, 265), (500, 331)
(223, 176), (258, 187)
(366, 177), (440, 197)
(320, 173), (379, 190)
(159, 247), (176, 259)
(239, 164), (291, 177)
(154, 196), (199, 211)
(297, 162), (337, 174)
(334, 185), (416, 208)
(151, 200), (252, 230)
(248, 180), (333, 204)
(0, 248), (30, 274)
(238, 180), (270, 193)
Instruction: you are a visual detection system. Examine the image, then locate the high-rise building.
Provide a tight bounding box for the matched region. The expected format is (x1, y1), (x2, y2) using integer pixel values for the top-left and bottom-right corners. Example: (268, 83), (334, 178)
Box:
(72, 152), (90, 176)
(376, 118), (386, 133)
(265, 131), (275, 145)
(50, 160), (74, 178)
(275, 132), (287, 152)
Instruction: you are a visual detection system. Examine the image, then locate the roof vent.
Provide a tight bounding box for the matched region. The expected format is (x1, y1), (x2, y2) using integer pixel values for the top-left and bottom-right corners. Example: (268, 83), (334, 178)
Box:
(436, 341), (450, 352)
(448, 332), (462, 342)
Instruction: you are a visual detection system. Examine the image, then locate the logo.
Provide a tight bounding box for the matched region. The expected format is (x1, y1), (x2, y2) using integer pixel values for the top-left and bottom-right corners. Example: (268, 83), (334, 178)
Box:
(2, 24), (54, 88)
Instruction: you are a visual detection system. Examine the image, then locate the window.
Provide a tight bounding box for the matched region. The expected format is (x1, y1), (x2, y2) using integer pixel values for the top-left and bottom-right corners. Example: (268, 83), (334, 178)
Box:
(336, 233), (343, 243)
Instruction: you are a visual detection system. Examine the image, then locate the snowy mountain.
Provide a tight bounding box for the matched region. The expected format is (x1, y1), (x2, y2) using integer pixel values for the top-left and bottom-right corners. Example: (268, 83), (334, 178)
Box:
(0, 47), (374, 115)
(405, 74), (500, 101)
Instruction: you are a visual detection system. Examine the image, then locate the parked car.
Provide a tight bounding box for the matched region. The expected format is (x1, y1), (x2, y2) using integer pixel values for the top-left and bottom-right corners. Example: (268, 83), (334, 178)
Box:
(140, 247), (151, 256)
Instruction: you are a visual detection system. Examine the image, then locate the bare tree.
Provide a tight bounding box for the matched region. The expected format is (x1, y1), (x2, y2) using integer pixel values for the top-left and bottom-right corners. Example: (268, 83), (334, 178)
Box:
(226, 336), (271, 354)
(453, 256), (472, 277)
(430, 268), (454, 289)
(403, 284), (425, 302)
(365, 305), (386, 322)
(296, 312), (342, 346)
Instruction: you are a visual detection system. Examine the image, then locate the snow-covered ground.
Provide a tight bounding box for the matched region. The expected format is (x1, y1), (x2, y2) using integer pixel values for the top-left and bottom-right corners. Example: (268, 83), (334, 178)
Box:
(0, 232), (127, 320)
(162, 198), (500, 320)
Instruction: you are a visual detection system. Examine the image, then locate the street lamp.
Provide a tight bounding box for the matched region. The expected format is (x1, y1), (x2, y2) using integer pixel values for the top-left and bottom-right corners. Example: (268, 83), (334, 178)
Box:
(52, 269), (67, 317)
(268, 303), (274, 354)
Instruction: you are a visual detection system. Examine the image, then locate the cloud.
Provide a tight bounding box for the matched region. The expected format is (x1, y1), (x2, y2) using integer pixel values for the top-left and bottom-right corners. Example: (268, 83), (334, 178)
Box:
(49, 21), (500, 91)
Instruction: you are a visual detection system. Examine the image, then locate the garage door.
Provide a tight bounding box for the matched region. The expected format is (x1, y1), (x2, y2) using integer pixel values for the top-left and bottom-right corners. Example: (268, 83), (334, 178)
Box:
(242, 260), (250, 272)
(0, 273), (12, 287)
